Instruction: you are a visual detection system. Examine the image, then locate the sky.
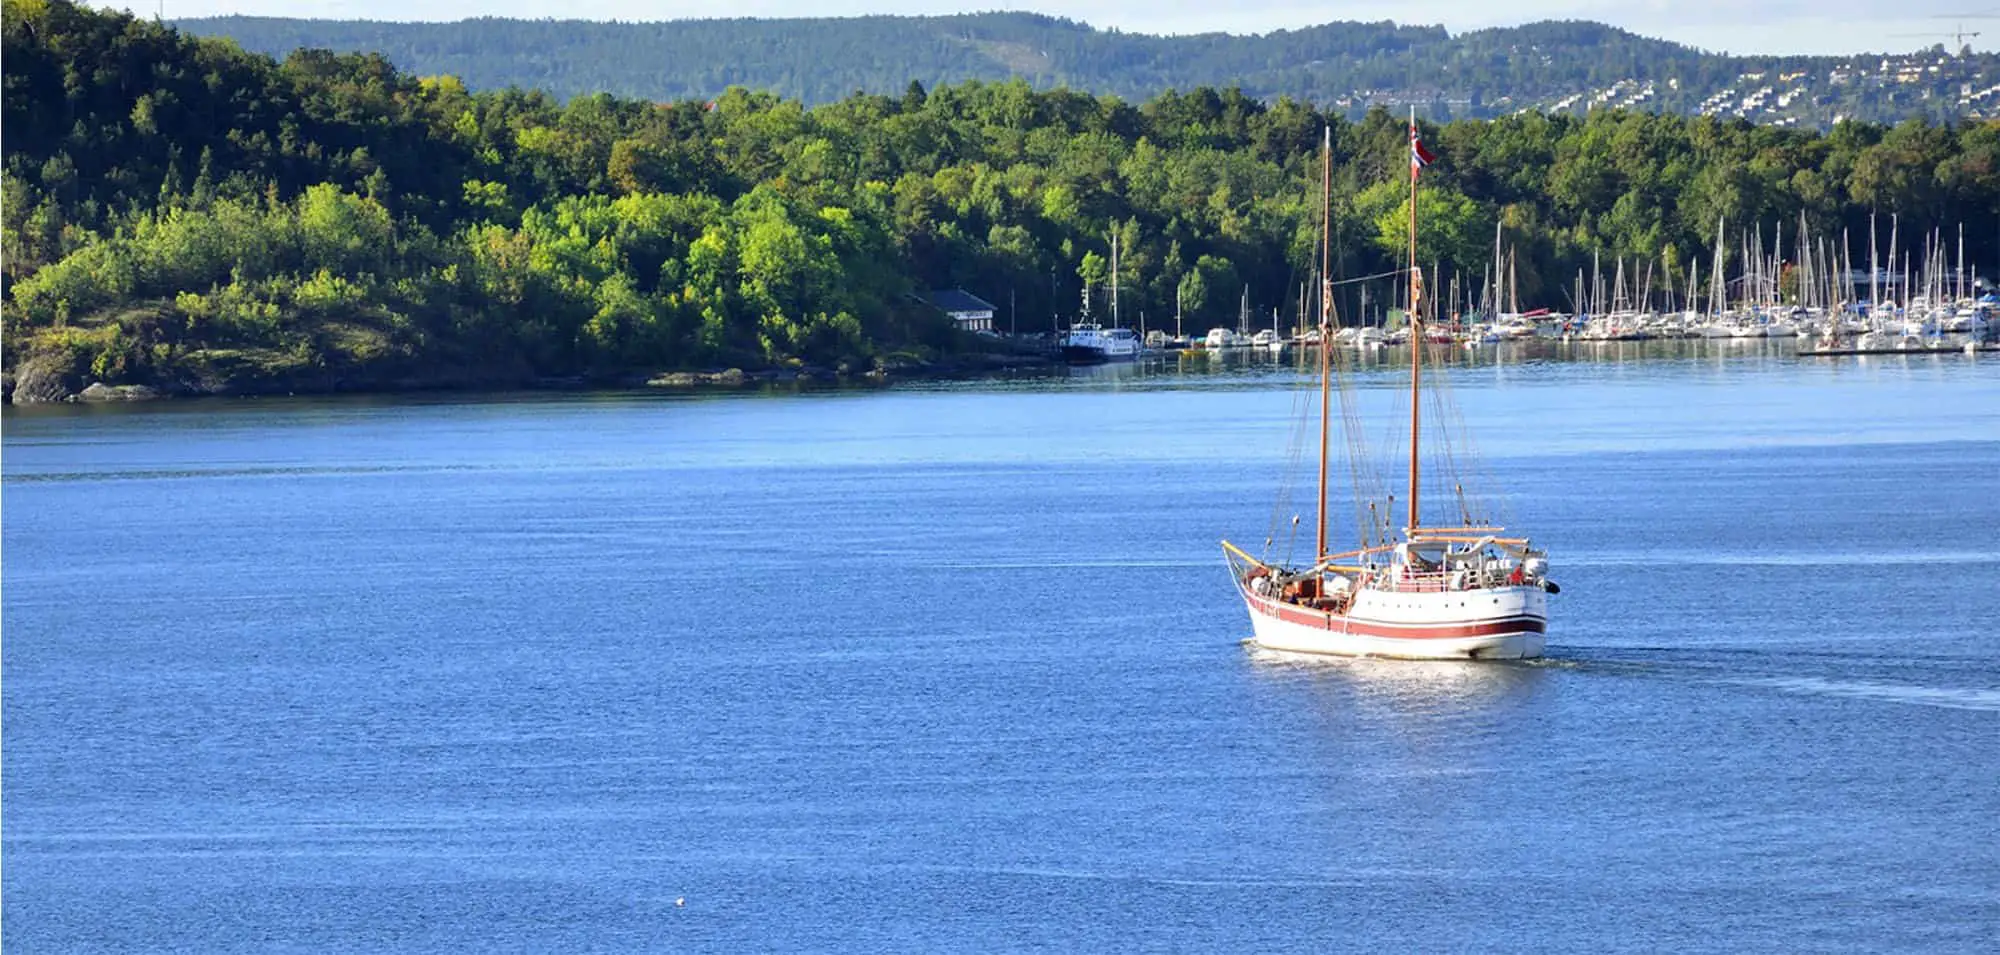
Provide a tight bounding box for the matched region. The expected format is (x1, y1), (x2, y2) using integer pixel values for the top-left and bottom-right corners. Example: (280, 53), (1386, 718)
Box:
(140, 1), (2000, 56)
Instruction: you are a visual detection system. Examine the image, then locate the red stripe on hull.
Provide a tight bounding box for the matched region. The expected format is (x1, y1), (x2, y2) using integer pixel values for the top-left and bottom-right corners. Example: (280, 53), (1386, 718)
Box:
(1241, 591), (1545, 640)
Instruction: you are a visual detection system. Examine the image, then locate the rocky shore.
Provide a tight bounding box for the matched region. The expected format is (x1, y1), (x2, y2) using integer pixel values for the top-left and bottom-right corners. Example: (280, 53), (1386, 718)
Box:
(3, 350), (1061, 405)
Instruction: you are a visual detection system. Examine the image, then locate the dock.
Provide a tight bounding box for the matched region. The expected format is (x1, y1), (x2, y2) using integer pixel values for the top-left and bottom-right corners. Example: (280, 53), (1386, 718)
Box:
(1800, 343), (2000, 357)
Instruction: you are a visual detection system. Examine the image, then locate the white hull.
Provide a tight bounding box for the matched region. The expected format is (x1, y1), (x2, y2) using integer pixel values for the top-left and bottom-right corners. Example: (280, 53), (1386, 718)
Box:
(1060, 324), (1141, 363)
(1239, 581), (1547, 661)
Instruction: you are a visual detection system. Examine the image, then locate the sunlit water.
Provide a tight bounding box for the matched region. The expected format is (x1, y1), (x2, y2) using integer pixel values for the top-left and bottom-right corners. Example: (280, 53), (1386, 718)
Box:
(6, 342), (1999, 950)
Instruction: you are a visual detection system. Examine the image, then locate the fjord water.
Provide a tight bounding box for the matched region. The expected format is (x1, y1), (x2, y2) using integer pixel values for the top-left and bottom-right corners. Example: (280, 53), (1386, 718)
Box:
(6, 345), (1999, 951)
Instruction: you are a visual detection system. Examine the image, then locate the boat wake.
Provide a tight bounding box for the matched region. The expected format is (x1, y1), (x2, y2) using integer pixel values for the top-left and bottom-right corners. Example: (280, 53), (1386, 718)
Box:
(1571, 549), (2000, 568)
(908, 862), (1456, 891)
(1511, 649), (2000, 712)
(1724, 675), (2000, 712)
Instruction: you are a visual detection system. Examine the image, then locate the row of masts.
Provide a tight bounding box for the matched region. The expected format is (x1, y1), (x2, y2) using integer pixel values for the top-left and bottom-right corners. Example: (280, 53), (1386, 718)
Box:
(1481, 216), (1989, 321)
(1082, 202), (1987, 342)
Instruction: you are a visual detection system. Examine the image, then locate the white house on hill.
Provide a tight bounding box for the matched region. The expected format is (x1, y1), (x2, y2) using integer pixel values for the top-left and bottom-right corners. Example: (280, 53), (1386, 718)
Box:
(927, 289), (997, 333)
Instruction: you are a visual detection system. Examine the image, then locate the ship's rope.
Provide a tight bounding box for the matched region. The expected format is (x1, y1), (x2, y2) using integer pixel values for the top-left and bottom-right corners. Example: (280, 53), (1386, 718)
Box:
(1375, 367), (1409, 544)
(1330, 267), (1414, 287)
(1424, 358), (1469, 526)
(1264, 257), (1316, 566)
(1265, 354), (1316, 564)
(1418, 330), (1505, 531)
(1262, 262), (1415, 566)
(1333, 332), (1387, 551)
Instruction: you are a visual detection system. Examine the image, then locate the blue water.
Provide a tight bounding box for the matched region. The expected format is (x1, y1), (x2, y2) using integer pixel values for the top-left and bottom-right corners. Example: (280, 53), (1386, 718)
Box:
(7, 346), (2000, 950)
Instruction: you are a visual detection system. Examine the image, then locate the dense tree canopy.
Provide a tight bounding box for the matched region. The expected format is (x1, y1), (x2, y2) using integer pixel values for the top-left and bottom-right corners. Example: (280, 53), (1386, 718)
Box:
(6, 1), (1999, 396)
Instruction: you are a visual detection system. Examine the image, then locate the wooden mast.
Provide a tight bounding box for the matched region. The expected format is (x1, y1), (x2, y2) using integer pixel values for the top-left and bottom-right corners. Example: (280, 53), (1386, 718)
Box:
(1315, 125), (1332, 562)
(1406, 108), (1422, 535)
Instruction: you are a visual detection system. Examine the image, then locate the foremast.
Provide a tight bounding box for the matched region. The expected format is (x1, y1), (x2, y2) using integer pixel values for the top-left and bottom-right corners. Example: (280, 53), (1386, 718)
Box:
(1405, 107), (1423, 538)
(1315, 126), (1333, 564)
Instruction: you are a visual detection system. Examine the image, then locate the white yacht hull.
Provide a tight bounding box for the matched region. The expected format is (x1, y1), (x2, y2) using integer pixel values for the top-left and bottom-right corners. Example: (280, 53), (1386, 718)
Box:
(1238, 580), (1547, 660)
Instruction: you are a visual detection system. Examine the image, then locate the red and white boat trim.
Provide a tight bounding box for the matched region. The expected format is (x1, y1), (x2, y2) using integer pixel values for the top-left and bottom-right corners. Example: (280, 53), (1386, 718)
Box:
(1235, 574), (1547, 661)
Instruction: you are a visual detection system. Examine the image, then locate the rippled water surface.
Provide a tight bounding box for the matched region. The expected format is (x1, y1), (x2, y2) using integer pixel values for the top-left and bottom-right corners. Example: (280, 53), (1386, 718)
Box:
(7, 344), (1999, 950)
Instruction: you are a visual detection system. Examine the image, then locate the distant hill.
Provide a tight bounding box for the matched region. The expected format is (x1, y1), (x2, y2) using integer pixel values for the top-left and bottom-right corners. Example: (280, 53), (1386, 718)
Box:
(177, 12), (2000, 127)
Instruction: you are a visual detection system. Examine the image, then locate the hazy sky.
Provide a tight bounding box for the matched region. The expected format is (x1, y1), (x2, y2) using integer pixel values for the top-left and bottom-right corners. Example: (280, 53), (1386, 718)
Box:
(144, 1), (1999, 56)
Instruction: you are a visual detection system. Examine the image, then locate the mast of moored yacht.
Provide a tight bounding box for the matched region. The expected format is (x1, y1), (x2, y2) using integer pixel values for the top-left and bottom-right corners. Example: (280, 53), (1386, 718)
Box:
(1958, 223), (1966, 304)
(1406, 107), (1423, 536)
(1509, 248), (1519, 316)
(1315, 125), (1332, 563)
(1110, 230), (1120, 329)
(1870, 214), (1879, 316)
(1491, 218), (1503, 317)
(1889, 215), (1900, 318)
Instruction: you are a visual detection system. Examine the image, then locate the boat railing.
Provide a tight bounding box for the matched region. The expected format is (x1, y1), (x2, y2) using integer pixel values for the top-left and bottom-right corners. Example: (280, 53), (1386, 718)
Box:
(1382, 569), (1453, 592)
(1380, 567), (1529, 593)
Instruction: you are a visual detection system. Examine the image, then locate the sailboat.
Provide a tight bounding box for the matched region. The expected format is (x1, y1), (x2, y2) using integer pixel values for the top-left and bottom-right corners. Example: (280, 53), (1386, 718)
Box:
(1221, 117), (1557, 661)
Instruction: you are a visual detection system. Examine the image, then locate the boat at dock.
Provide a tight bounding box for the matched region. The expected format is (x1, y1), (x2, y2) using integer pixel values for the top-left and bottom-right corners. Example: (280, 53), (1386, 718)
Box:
(1060, 230), (1143, 363)
(1059, 323), (1140, 363)
(1222, 118), (1556, 661)
(1203, 327), (1248, 349)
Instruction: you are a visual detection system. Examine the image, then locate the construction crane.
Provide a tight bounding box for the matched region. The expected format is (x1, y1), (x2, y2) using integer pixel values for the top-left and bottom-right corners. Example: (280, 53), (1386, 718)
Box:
(1890, 14), (1997, 54)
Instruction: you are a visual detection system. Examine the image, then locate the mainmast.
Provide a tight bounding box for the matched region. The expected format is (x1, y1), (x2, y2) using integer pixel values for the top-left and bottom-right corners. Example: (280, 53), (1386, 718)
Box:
(1406, 108), (1423, 536)
(1315, 125), (1332, 562)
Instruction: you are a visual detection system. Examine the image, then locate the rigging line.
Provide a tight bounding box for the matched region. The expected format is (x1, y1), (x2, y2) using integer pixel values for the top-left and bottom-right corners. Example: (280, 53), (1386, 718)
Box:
(1268, 292), (1324, 564)
(1344, 363), (1389, 547)
(1422, 348), (1461, 510)
(1328, 306), (1379, 553)
(1419, 339), (1470, 528)
(1265, 365), (1315, 560)
(1284, 367), (1309, 569)
(1419, 344), (1452, 528)
(1321, 296), (1387, 555)
(1427, 397), (1461, 525)
(1427, 346), (1480, 526)
(1447, 351), (1500, 525)
(1339, 379), (1376, 549)
(1329, 267), (1413, 287)
(1446, 380), (1501, 527)
(1374, 382), (1407, 544)
(1424, 341), (1499, 528)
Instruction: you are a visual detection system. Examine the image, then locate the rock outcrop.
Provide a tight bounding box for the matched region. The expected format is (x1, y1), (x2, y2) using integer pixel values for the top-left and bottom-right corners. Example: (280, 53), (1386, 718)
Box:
(10, 356), (81, 404)
(78, 382), (165, 401)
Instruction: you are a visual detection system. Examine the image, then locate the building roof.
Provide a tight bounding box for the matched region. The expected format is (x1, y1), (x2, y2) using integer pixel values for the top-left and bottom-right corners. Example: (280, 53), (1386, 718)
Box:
(927, 289), (996, 314)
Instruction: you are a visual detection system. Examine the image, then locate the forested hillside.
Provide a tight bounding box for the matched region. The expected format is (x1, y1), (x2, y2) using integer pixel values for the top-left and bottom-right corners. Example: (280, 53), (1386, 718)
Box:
(6, 1), (1999, 401)
(178, 12), (2000, 127)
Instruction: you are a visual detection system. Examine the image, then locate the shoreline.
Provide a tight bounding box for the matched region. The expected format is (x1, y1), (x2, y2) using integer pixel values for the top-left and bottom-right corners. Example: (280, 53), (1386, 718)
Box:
(2, 351), (1066, 406)
(11, 335), (1998, 408)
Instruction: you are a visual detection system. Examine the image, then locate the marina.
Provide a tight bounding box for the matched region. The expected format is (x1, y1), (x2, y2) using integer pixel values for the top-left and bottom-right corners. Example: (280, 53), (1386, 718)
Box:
(1049, 213), (1999, 363)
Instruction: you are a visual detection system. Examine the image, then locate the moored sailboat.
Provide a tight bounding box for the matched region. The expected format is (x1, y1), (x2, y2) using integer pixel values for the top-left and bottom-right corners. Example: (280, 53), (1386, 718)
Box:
(1222, 116), (1557, 661)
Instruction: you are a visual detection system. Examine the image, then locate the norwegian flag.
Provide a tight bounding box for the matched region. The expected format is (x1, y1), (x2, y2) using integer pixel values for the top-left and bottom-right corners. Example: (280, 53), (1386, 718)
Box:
(1409, 121), (1436, 174)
